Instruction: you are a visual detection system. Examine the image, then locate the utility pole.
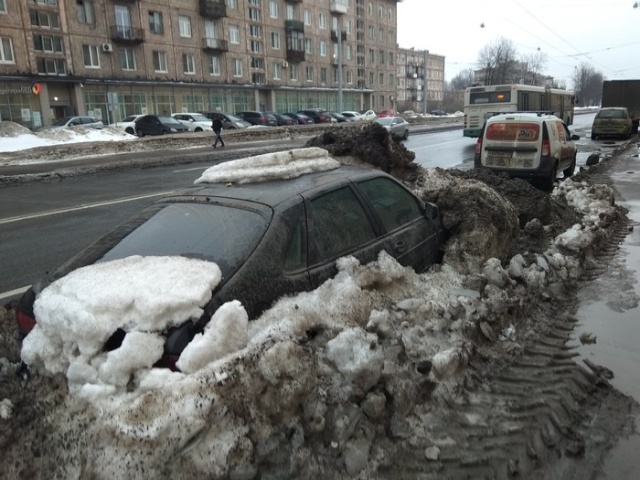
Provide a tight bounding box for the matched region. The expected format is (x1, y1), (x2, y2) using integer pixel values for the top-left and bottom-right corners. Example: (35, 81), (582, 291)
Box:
(337, 24), (343, 112)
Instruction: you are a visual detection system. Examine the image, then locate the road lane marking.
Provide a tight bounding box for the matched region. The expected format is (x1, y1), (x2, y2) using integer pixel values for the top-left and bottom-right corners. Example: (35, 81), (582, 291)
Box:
(0, 191), (173, 226)
(0, 285), (30, 302)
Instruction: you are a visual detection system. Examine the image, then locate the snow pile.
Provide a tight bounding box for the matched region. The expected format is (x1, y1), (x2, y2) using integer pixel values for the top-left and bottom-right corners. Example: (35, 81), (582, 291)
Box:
(14, 149), (622, 477)
(195, 147), (340, 184)
(0, 121), (135, 153)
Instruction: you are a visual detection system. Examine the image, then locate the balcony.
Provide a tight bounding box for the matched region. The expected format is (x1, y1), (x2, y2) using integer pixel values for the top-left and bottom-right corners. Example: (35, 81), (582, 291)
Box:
(330, 0), (349, 14)
(285, 19), (304, 32)
(331, 30), (347, 42)
(286, 49), (305, 63)
(110, 25), (144, 44)
(202, 37), (228, 52)
(284, 0), (303, 3)
(199, 0), (226, 19)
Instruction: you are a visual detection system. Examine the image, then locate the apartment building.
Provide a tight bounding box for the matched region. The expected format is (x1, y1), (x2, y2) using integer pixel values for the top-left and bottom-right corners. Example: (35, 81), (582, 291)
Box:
(0, 0), (400, 129)
(396, 47), (445, 114)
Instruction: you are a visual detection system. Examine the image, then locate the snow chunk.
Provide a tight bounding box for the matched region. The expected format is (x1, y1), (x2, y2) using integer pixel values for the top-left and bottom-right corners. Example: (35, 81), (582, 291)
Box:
(326, 328), (384, 392)
(0, 398), (13, 419)
(194, 147), (340, 184)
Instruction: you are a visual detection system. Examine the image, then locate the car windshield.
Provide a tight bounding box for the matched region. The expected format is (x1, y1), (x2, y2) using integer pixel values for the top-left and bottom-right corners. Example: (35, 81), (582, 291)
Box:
(375, 118), (393, 126)
(597, 109), (627, 119)
(226, 114), (244, 122)
(122, 116), (139, 122)
(98, 203), (270, 279)
(52, 117), (74, 126)
(190, 114), (210, 122)
(159, 116), (182, 125)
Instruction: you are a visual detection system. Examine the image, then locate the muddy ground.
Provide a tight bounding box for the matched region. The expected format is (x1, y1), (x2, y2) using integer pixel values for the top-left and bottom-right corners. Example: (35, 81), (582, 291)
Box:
(0, 124), (638, 479)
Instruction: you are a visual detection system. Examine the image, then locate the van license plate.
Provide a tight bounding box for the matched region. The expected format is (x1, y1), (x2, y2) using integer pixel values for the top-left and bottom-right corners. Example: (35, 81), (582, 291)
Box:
(486, 152), (512, 167)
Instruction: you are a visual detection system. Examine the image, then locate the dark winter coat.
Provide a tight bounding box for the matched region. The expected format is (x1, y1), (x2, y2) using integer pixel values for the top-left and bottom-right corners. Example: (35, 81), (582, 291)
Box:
(212, 118), (223, 133)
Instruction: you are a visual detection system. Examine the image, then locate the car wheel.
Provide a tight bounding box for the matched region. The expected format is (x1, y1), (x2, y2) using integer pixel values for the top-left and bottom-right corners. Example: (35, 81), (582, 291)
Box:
(195, 127), (202, 132)
(563, 155), (576, 178)
(125, 127), (134, 135)
(403, 129), (409, 140)
(136, 128), (145, 138)
(542, 163), (558, 192)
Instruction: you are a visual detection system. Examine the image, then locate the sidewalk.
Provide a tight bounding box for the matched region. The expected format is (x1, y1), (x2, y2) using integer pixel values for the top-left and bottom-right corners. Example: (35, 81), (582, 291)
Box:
(574, 141), (640, 479)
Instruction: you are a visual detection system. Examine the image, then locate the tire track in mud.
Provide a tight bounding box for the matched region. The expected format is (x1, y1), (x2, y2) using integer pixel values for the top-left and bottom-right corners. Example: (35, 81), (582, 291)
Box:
(384, 182), (637, 479)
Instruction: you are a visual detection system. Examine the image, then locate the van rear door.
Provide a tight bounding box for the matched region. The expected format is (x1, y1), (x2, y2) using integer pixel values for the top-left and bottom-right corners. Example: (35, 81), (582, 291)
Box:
(481, 121), (541, 169)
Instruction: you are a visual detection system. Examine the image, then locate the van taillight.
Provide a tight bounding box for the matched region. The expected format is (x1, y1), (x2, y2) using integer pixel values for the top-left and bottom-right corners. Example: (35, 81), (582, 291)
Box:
(16, 310), (36, 334)
(475, 137), (483, 155)
(541, 139), (550, 157)
(464, 114), (468, 128)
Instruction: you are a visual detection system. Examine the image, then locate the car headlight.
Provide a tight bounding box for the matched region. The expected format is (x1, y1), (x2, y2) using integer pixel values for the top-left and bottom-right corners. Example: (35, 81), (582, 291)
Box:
(170, 127), (177, 132)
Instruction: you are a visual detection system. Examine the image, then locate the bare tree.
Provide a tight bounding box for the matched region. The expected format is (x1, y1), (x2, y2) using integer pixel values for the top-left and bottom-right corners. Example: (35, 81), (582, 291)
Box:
(449, 69), (476, 90)
(519, 51), (547, 85)
(572, 63), (604, 106)
(477, 37), (518, 85)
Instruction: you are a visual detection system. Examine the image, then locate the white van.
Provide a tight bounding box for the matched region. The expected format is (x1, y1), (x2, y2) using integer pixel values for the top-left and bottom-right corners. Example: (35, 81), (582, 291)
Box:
(474, 113), (579, 191)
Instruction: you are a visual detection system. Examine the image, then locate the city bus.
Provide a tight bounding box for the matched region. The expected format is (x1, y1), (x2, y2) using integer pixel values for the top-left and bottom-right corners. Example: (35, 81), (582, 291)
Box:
(463, 84), (576, 138)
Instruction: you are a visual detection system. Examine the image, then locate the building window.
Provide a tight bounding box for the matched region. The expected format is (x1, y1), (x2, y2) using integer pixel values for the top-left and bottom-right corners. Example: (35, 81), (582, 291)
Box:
(346, 44), (352, 60)
(346, 20), (352, 34)
(229, 25), (240, 44)
(269, 0), (278, 18)
(368, 2), (372, 16)
(250, 40), (263, 53)
(378, 28), (384, 42)
(286, 4), (294, 20)
(0, 0), (7, 12)
(379, 73), (384, 85)
(368, 48), (374, 63)
(273, 62), (281, 80)
(0, 37), (15, 63)
(320, 67), (327, 83)
(183, 53), (195, 74)
(303, 9), (311, 25)
(319, 13), (326, 29)
(289, 63), (298, 81)
(389, 52), (394, 65)
(29, 0), (57, 4)
(319, 41), (327, 57)
(369, 71), (374, 85)
(209, 56), (221, 76)
(226, 0), (237, 8)
(33, 34), (64, 53)
(389, 73), (394, 86)
(149, 11), (163, 34)
(379, 50), (385, 64)
(347, 70), (353, 84)
(178, 16), (191, 38)
(120, 47), (136, 70)
(30, 10), (60, 28)
(248, 8), (261, 21)
(305, 65), (313, 82)
(368, 25), (374, 40)
(248, 0), (261, 4)
(249, 25), (262, 37)
(304, 38), (312, 54)
(36, 57), (66, 75)
(271, 31), (280, 50)
(153, 50), (167, 72)
(76, 0), (94, 24)
(232, 58), (243, 77)
(82, 44), (100, 68)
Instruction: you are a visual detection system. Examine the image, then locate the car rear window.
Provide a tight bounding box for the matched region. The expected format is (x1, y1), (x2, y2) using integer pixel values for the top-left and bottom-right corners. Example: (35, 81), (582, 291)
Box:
(98, 203), (270, 278)
(485, 122), (540, 142)
(596, 109), (627, 119)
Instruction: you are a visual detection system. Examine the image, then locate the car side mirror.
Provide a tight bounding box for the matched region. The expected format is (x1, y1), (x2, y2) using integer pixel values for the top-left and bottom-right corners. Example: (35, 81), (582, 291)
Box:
(571, 134), (580, 140)
(424, 202), (440, 221)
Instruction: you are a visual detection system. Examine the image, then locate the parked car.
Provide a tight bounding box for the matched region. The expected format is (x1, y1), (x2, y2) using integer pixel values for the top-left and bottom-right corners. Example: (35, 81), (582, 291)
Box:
(133, 114), (189, 136)
(374, 116), (410, 140)
(298, 109), (333, 124)
(377, 109), (398, 118)
(328, 112), (349, 123)
(114, 115), (144, 135)
(171, 113), (213, 132)
(40, 116), (104, 131)
(591, 107), (633, 140)
(284, 113), (314, 125)
(236, 110), (278, 127)
(200, 112), (251, 129)
(341, 111), (364, 122)
(360, 110), (377, 121)
(430, 109), (447, 116)
(263, 112), (296, 126)
(474, 112), (579, 191)
(15, 163), (445, 369)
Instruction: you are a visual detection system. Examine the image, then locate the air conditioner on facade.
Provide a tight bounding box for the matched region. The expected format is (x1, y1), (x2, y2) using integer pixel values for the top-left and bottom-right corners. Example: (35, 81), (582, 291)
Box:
(282, 61), (289, 68)
(102, 43), (113, 53)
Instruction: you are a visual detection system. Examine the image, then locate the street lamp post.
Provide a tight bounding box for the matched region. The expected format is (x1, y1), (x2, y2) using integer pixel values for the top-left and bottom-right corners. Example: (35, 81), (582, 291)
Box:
(423, 49), (428, 115)
(337, 24), (343, 113)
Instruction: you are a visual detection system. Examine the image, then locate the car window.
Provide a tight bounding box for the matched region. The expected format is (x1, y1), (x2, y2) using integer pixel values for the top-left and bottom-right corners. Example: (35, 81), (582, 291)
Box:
(357, 177), (422, 232)
(283, 219), (307, 272)
(98, 203), (270, 278)
(123, 116), (138, 122)
(486, 122), (540, 141)
(310, 187), (376, 260)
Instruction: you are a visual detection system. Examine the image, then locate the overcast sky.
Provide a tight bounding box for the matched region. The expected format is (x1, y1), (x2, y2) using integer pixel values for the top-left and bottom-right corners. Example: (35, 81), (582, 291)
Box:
(397, 0), (640, 87)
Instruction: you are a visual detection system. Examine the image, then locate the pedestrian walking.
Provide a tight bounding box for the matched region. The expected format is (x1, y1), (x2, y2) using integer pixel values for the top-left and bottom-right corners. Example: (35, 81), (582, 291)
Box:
(212, 116), (225, 148)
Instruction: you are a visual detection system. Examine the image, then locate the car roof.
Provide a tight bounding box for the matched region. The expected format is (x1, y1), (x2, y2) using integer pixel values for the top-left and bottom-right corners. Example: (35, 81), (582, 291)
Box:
(487, 112), (561, 122)
(169, 166), (386, 208)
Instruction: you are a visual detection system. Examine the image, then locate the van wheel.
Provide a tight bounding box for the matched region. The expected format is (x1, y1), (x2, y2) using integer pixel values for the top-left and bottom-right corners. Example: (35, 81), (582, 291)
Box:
(136, 129), (145, 138)
(563, 155), (576, 178)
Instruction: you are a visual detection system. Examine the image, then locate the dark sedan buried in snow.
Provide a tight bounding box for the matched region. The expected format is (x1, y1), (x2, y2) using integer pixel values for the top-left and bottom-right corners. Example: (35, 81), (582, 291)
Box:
(16, 157), (445, 370)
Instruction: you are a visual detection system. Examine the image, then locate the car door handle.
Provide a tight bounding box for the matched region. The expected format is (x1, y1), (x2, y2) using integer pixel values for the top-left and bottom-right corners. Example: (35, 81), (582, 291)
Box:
(394, 241), (407, 254)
